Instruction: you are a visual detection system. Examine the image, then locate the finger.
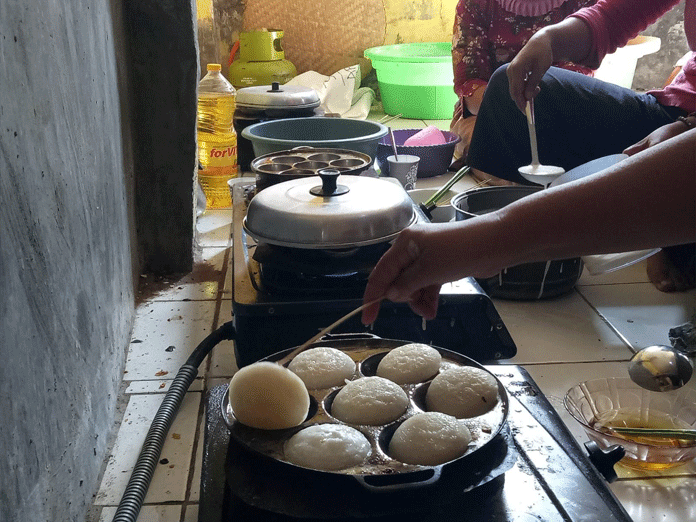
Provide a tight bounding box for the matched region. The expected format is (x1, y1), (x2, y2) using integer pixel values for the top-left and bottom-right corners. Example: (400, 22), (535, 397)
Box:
(407, 285), (442, 320)
(623, 138), (648, 157)
(362, 233), (421, 324)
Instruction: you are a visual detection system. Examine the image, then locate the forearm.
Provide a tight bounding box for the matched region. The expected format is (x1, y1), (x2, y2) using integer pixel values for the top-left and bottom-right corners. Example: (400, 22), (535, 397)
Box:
(535, 17), (594, 65)
(495, 130), (696, 265)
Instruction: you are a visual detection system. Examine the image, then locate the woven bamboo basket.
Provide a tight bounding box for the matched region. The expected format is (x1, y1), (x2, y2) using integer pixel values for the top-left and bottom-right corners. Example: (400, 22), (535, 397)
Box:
(242, 0), (457, 76)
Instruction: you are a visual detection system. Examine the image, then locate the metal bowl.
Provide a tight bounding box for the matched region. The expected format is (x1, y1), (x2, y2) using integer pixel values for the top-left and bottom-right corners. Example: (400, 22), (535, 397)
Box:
(564, 378), (696, 471)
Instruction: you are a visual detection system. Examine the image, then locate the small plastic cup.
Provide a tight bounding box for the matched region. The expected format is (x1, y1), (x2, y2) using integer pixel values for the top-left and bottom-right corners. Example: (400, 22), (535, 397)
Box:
(387, 155), (419, 190)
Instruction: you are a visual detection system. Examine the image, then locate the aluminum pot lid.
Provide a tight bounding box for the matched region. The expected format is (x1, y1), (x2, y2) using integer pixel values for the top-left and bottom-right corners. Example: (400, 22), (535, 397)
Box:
(236, 82), (321, 111)
(244, 171), (416, 249)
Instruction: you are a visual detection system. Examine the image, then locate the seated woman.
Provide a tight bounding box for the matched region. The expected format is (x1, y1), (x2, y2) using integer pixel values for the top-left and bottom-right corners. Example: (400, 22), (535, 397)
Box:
(466, 0), (695, 292)
(449, 0), (596, 179)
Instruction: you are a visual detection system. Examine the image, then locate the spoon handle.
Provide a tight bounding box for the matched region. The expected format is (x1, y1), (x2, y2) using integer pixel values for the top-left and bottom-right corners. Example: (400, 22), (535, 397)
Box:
(610, 426), (696, 441)
(525, 100), (539, 166)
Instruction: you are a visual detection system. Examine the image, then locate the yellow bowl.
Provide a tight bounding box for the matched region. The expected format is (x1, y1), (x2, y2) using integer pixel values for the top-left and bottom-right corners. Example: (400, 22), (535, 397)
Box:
(564, 378), (696, 470)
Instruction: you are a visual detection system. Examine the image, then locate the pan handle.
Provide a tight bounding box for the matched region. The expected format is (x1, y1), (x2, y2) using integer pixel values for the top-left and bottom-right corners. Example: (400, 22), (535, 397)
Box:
(353, 466), (442, 492)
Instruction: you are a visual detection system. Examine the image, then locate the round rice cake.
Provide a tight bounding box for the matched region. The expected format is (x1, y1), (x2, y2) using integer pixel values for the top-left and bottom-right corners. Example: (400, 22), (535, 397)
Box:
(228, 362), (310, 430)
(389, 412), (472, 466)
(284, 424), (371, 471)
(376, 343), (442, 384)
(288, 346), (356, 389)
(331, 376), (409, 425)
(425, 366), (499, 418)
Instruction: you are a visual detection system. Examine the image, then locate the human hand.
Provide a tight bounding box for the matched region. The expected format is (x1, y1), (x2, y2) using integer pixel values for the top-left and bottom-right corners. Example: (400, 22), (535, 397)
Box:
(507, 30), (554, 112)
(623, 121), (690, 156)
(361, 225), (451, 325)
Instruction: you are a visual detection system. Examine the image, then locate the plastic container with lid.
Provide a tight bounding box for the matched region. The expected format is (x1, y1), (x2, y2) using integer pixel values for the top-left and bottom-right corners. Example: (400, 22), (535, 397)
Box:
(364, 43), (458, 119)
(197, 63), (238, 208)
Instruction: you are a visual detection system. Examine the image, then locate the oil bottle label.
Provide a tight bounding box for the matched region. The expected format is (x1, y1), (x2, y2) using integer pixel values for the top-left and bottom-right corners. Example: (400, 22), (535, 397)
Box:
(204, 139), (238, 168)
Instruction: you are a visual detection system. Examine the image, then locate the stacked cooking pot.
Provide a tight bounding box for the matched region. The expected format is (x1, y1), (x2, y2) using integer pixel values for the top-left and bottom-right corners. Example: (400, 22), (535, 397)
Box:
(233, 82), (322, 172)
(244, 170), (417, 250)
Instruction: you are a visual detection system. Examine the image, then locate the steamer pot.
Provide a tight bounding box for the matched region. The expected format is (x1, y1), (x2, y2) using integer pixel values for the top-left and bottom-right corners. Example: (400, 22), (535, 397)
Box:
(243, 170), (416, 249)
(221, 334), (511, 492)
(452, 186), (583, 300)
(234, 82), (322, 172)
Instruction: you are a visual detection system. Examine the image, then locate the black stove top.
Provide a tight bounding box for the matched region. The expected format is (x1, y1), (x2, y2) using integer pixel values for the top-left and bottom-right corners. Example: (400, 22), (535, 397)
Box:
(199, 365), (632, 522)
(230, 181), (517, 367)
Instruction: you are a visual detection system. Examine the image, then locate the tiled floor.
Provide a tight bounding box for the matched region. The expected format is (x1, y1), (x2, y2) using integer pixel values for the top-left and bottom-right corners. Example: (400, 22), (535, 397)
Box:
(91, 118), (696, 522)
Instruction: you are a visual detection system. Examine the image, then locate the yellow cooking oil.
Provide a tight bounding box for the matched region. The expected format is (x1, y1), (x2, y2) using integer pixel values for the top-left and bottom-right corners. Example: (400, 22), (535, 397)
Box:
(197, 64), (238, 209)
(594, 408), (693, 470)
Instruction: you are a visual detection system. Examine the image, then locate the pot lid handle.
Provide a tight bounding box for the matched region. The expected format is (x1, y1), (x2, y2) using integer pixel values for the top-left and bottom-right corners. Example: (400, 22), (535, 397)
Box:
(310, 169), (350, 197)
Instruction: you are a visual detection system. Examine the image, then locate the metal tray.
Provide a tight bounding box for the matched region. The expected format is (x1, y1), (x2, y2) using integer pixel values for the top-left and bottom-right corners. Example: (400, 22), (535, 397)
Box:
(251, 147), (373, 191)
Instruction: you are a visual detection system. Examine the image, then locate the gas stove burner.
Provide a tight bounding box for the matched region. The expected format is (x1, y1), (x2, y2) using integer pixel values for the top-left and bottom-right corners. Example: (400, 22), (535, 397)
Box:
(253, 242), (389, 276)
(258, 264), (367, 296)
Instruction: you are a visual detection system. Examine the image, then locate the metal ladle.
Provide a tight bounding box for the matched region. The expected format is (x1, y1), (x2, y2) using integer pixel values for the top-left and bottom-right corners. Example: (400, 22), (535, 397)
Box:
(627, 345), (693, 392)
(518, 99), (565, 188)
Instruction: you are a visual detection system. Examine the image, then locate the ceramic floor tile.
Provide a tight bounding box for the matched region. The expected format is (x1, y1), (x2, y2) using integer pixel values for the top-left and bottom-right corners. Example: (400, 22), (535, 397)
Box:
(125, 300), (218, 380)
(136, 247), (228, 303)
(414, 171), (476, 194)
(125, 378), (205, 394)
(521, 361), (638, 443)
(95, 392), (201, 505)
(367, 110), (425, 129)
(523, 362), (696, 478)
(99, 505), (183, 522)
(577, 283), (696, 350)
(610, 475), (696, 522)
(493, 291), (634, 364)
(578, 258), (651, 286)
(183, 504), (199, 522)
(196, 208), (232, 247)
(189, 416), (205, 502)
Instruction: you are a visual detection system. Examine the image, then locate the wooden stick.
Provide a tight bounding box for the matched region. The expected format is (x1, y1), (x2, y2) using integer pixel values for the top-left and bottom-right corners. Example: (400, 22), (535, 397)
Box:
(277, 298), (383, 366)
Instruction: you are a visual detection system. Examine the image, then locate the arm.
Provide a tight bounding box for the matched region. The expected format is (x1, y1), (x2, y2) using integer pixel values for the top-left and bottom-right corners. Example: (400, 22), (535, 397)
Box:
(507, 0), (680, 111)
(362, 129), (696, 324)
(507, 17), (593, 111)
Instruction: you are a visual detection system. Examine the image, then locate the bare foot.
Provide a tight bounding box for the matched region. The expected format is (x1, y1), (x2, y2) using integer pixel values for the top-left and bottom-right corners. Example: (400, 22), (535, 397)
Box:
(647, 245), (696, 293)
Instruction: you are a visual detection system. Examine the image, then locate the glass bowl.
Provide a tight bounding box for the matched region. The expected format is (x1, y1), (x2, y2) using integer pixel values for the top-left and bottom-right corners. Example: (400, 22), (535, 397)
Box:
(564, 378), (696, 470)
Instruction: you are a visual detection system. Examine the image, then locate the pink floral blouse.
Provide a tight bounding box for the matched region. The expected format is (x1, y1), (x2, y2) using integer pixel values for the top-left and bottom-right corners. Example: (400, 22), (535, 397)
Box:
(453, 0), (596, 99)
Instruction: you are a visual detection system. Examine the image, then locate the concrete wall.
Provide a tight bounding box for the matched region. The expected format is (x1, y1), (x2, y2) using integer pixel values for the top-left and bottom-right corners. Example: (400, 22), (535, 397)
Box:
(633, 3), (688, 91)
(0, 0), (197, 520)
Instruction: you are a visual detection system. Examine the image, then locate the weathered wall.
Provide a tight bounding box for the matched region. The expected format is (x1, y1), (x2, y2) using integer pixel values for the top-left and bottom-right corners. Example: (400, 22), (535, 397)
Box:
(0, 1), (135, 520)
(0, 0), (198, 520)
(633, 3), (688, 91)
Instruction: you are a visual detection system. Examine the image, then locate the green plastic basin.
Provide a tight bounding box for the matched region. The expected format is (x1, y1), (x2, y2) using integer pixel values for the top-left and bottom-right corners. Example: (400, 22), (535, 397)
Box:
(364, 42), (457, 119)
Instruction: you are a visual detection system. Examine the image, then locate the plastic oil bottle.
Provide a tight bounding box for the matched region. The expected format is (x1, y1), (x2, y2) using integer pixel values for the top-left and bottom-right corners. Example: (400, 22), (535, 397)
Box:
(197, 63), (238, 208)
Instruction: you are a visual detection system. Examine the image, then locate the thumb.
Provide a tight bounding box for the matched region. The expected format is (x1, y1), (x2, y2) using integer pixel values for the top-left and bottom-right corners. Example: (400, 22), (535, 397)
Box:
(623, 137), (648, 157)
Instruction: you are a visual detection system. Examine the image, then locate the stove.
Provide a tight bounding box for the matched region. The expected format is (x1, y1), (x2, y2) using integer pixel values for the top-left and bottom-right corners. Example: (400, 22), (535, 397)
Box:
(199, 365), (632, 521)
(211, 181), (631, 521)
(230, 181), (517, 368)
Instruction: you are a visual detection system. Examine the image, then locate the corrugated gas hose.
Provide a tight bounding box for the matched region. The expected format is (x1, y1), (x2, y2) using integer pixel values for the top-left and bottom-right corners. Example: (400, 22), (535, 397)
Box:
(112, 320), (236, 522)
